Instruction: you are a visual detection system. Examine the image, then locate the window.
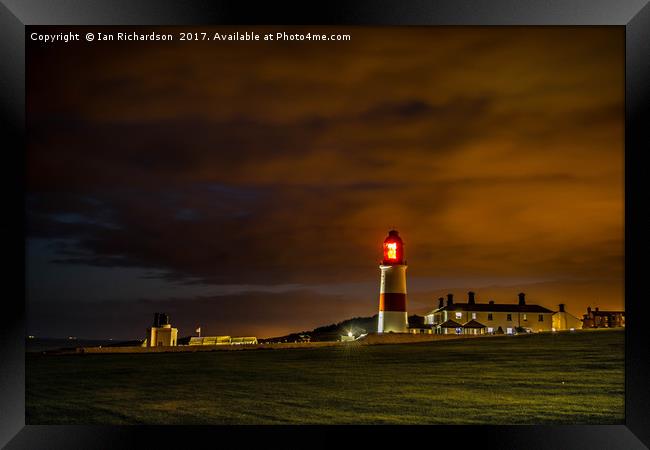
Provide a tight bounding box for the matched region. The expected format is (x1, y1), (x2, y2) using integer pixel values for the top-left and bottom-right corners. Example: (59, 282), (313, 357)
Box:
(455, 312), (462, 319)
(523, 314), (527, 321)
(507, 314), (512, 321)
(487, 327), (494, 333)
(471, 313), (477, 320)
(507, 328), (513, 335)
(538, 314), (544, 322)
(488, 313), (493, 321)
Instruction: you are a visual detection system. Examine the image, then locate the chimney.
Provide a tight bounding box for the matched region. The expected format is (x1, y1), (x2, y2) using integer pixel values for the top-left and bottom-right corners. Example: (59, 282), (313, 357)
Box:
(438, 297), (444, 309)
(468, 291), (475, 305)
(489, 300), (494, 305)
(595, 307), (599, 313)
(518, 292), (526, 306)
(559, 303), (565, 312)
(447, 293), (454, 306)
(587, 306), (592, 314)
(153, 312), (160, 327)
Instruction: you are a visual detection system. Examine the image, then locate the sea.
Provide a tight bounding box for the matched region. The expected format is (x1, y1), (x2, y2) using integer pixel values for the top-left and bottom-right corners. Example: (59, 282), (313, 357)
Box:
(26, 337), (137, 353)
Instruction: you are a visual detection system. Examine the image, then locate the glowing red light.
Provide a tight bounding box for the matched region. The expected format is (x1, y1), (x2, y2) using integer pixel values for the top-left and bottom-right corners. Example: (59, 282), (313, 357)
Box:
(385, 242), (397, 260)
(382, 230), (404, 264)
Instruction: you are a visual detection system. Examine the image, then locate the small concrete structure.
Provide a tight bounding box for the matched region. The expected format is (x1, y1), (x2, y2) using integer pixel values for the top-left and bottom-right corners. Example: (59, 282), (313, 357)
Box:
(145, 313), (178, 347)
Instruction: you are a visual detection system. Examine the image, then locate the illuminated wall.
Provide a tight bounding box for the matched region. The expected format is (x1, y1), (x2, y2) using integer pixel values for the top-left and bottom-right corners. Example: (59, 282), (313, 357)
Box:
(146, 324), (178, 347)
(552, 311), (583, 331)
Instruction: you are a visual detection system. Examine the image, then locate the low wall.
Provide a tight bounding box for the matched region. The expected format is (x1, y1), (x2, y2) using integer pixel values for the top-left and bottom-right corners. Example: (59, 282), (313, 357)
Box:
(74, 341), (343, 354)
(357, 333), (485, 345)
(60, 332), (500, 355)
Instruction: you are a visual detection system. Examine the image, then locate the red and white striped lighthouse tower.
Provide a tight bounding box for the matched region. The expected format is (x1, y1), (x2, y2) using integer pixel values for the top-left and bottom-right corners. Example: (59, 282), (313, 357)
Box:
(378, 230), (408, 333)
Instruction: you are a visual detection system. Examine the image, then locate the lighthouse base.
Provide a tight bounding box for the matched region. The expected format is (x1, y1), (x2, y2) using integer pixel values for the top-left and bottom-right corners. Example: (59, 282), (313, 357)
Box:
(378, 311), (408, 333)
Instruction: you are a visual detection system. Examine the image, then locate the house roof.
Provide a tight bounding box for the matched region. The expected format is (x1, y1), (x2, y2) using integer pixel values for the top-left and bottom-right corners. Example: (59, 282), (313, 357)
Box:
(462, 319), (487, 328)
(425, 302), (554, 315)
(437, 319), (463, 328)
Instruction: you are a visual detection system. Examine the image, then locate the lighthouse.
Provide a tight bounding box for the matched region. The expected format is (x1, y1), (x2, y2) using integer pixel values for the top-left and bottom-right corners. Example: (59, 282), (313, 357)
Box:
(378, 230), (408, 333)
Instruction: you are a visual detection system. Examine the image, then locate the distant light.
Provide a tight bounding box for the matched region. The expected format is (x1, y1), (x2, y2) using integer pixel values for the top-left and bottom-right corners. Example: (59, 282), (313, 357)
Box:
(570, 328), (575, 331)
(348, 331), (353, 337)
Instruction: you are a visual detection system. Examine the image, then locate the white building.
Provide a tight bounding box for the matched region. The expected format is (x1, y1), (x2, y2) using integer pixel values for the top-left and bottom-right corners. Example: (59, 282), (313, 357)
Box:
(425, 292), (554, 335)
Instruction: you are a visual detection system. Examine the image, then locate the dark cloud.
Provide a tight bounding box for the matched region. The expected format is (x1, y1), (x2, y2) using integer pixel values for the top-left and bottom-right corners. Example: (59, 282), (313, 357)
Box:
(361, 99), (435, 120)
(26, 27), (624, 337)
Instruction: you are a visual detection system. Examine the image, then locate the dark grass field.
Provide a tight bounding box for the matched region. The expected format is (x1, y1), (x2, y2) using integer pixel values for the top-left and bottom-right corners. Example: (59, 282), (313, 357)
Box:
(26, 329), (624, 424)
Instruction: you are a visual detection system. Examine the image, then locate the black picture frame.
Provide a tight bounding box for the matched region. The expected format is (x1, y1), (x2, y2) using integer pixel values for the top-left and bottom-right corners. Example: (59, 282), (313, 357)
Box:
(1, 1), (648, 448)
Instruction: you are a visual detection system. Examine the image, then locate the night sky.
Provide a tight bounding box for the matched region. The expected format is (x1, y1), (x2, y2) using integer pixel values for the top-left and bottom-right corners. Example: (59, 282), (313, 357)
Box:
(26, 27), (624, 339)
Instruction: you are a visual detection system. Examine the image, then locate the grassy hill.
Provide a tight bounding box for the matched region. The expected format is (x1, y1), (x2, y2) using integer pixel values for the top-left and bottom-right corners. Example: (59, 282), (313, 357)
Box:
(261, 314), (426, 343)
(261, 315), (378, 342)
(27, 328), (624, 424)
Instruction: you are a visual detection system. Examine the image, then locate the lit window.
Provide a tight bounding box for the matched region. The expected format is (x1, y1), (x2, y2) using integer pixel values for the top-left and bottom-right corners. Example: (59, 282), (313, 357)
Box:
(538, 315), (544, 322)
(507, 314), (512, 321)
(523, 314), (527, 321)
(455, 312), (462, 319)
(487, 327), (494, 333)
(507, 328), (513, 335)
(472, 313), (477, 319)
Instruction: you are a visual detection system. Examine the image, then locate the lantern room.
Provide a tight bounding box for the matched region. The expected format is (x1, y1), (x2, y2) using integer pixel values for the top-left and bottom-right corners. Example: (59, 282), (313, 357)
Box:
(382, 230), (404, 265)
